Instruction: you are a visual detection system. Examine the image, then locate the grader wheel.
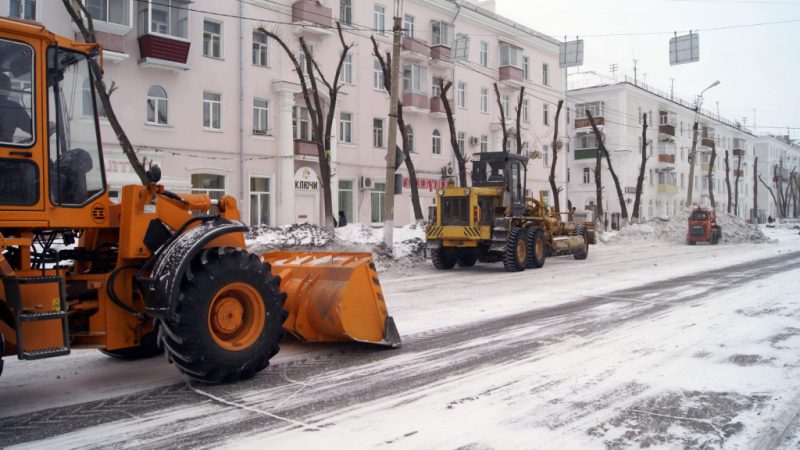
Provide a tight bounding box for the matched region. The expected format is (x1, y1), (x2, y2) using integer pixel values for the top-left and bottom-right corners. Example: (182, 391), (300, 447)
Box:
(158, 247), (287, 384)
(456, 249), (479, 267)
(503, 227), (527, 272)
(573, 225), (589, 260)
(526, 228), (546, 269)
(431, 248), (457, 270)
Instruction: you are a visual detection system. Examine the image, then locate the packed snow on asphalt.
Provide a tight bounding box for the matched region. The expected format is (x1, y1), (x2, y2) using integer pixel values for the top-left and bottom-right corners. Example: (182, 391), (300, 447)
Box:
(1, 213), (800, 449)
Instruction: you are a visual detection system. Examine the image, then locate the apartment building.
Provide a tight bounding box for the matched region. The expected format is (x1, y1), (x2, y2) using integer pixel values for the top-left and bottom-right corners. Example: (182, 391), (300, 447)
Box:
(3, 0), (564, 226)
(566, 74), (757, 225)
(753, 135), (800, 221)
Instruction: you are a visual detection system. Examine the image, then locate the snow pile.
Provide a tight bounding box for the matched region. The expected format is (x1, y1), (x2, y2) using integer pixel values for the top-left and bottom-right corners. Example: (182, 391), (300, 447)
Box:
(602, 208), (769, 245)
(245, 222), (427, 271)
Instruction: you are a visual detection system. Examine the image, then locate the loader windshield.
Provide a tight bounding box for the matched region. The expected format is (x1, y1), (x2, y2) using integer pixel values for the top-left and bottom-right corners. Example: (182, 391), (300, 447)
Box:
(0, 38), (34, 147)
(47, 47), (105, 206)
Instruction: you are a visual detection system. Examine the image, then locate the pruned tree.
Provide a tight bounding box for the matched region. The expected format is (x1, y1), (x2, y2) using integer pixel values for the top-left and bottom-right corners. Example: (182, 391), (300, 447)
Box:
(62, 0), (151, 185)
(724, 151), (732, 214)
(707, 142), (717, 208)
(631, 113), (649, 221)
(371, 36), (423, 222)
(493, 83), (508, 153)
(782, 168), (797, 218)
(759, 175), (779, 215)
(734, 150), (743, 216)
(515, 87), (525, 155)
(259, 24), (353, 229)
(587, 110), (627, 223)
(438, 79), (468, 186)
(593, 133), (604, 228)
(548, 100), (564, 213)
(753, 156), (758, 222)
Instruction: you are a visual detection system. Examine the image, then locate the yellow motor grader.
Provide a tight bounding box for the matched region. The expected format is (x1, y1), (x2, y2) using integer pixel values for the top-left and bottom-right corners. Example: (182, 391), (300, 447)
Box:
(425, 152), (591, 272)
(0, 18), (398, 383)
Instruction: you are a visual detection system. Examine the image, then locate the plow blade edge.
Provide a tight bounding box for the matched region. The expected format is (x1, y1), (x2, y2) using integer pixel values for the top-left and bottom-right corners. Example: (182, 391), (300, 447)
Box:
(260, 252), (401, 347)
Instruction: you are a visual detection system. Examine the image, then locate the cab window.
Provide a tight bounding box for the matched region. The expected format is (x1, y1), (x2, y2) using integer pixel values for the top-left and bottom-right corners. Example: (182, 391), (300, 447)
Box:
(0, 38), (35, 147)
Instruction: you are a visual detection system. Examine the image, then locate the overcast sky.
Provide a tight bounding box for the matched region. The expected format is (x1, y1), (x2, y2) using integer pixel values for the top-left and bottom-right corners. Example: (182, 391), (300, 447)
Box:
(495, 0), (800, 141)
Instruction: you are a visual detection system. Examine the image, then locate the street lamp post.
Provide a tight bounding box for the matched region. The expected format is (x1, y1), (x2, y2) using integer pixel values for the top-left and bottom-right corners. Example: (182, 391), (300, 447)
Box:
(685, 80), (720, 207)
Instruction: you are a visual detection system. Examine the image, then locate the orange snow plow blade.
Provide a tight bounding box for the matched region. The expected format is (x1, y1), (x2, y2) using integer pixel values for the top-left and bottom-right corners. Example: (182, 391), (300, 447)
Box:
(260, 252), (401, 347)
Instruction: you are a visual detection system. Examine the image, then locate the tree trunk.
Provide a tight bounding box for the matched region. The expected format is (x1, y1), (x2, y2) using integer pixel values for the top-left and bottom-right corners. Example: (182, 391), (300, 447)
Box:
(371, 36), (423, 222)
(515, 87), (524, 155)
(724, 151), (732, 214)
(707, 143), (717, 208)
(587, 111), (627, 222)
(548, 100), (564, 214)
(62, 0), (151, 185)
(753, 156), (758, 222)
(783, 168), (796, 219)
(734, 152), (742, 216)
(439, 80), (467, 186)
(631, 114), (649, 221)
(759, 175), (778, 214)
(493, 83), (508, 153)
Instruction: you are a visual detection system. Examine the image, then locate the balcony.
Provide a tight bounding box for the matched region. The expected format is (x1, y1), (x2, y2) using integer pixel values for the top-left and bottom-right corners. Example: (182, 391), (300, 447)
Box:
(138, 34), (190, 70)
(430, 45), (452, 65)
(292, 0), (332, 30)
(701, 162), (711, 172)
(575, 148), (599, 160)
(430, 97), (447, 118)
(403, 92), (430, 113)
(700, 137), (715, 148)
(658, 154), (675, 164)
(658, 124), (675, 137)
(733, 169), (745, 177)
(498, 65), (523, 86)
(659, 111), (677, 136)
(294, 140), (318, 157)
(733, 148), (745, 157)
(401, 37), (430, 62)
(657, 184), (679, 194)
(575, 116), (603, 129)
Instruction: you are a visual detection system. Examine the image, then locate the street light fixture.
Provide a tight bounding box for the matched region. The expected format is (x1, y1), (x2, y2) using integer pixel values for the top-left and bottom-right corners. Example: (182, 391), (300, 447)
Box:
(685, 80), (721, 207)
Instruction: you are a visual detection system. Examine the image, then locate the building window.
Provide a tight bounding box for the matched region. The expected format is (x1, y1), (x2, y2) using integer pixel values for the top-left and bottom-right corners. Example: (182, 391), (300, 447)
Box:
(432, 77), (443, 97)
(523, 56), (529, 80)
(82, 78), (106, 117)
(576, 133), (598, 150)
(373, 58), (385, 90)
(499, 42), (522, 68)
(542, 63), (549, 86)
(457, 82), (466, 108)
(502, 95), (510, 116)
(203, 20), (222, 58)
(373, 118), (384, 148)
(543, 145), (549, 167)
(432, 129), (442, 155)
(403, 64), (428, 94)
(480, 41), (488, 67)
(403, 14), (415, 38)
(522, 99), (529, 122)
(543, 103), (550, 126)
(341, 53), (353, 84)
(293, 106), (310, 140)
(340, 0), (352, 25)
(575, 101), (604, 119)
(457, 131), (465, 155)
(142, 0), (189, 38)
(339, 179), (355, 223)
(249, 177), (271, 226)
(86, 0), (130, 26)
(480, 87), (488, 113)
(371, 182), (385, 223)
(252, 30), (268, 66)
(340, 111), (353, 143)
(583, 167), (591, 184)
(480, 135), (488, 152)
(146, 85), (168, 125)
(406, 125), (415, 153)
(192, 174), (225, 214)
(374, 4), (385, 35)
(203, 91), (221, 130)
(9, 0), (36, 20)
(253, 98), (269, 135)
(431, 21), (454, 48)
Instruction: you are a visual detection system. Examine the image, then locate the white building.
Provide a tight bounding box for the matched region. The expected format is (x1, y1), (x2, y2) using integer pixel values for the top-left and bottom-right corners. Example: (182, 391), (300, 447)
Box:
(566, 74), (757, 226)
(753, 135), (800, 221)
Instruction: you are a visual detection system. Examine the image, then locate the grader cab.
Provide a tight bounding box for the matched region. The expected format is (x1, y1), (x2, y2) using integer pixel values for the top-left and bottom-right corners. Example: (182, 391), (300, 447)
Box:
(0, 18), (399, 383)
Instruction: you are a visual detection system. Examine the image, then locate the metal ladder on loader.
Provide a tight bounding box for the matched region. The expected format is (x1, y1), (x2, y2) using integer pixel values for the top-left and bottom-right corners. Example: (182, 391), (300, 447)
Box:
(5, 275), (71, 360)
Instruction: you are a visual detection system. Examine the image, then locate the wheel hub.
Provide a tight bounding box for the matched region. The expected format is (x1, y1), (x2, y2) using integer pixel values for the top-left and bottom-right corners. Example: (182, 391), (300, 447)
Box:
(211, 297), (244, 334)
(208, 282), (266, 351)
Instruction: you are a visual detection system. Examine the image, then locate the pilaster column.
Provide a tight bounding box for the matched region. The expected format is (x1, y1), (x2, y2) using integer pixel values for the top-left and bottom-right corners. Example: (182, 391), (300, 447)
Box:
(273, 81), (300, 226)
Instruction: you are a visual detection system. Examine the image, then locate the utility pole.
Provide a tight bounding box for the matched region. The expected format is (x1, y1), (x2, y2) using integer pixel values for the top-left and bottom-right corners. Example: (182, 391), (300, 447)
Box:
(632, 59), (638, 85)
(686, 80), (720, 206)
(670, 78), (674, 100)
(383, 12), (402, 247)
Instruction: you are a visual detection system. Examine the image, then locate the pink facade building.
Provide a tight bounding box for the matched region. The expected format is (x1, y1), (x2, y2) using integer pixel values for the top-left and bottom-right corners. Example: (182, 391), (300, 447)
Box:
(6, 0), (564, 226)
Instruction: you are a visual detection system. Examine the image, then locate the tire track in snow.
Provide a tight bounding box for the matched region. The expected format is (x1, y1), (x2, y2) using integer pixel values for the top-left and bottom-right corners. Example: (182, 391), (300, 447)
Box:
(2, 251), (799, 448)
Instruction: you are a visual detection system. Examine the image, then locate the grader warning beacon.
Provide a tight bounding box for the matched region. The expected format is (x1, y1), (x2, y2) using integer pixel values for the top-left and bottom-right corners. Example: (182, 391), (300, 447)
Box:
(0, 18), (399, 383)
(425, 151), (593, 272)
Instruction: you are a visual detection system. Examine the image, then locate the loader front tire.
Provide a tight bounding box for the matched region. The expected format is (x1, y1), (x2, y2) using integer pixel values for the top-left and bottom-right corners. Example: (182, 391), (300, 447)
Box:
(503, 227), (527, 272)
(573, 225), (589, 260)
(158, 248), (287, 384)
(431, 248), (457, 270)
(456, 249), (479, 267)
(526, 228), (546, 269)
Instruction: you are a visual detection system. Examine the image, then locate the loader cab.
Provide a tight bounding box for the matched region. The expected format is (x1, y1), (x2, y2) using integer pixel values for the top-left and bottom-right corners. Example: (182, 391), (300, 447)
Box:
(471, 152), (528, 216)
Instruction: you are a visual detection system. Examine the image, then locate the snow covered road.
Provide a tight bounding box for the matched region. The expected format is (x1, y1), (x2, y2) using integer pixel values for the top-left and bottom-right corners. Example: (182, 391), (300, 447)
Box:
(1, 228), (799, 449)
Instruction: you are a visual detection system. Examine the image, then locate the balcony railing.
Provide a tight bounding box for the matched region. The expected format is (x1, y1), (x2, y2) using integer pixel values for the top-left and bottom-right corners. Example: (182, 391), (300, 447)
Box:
(138, 34), (190, 67)
(700, 137), (715, 148)
(294, 140), (318, 156)
(402, 37), (430, 58)
(575, 116), (603, 129)
(574, 148), (599, 160)
(732, 148), (745, 157)
(431, 45), (451, 63)
(733, 169), (745, 177)
(498, 65), (523, 85)
(402, 92), (430, 112)
(292, 0), (332, 28)
(657, 184), (679, 193)
(658, 124), (675, 136)
(658, 154), (675, 164)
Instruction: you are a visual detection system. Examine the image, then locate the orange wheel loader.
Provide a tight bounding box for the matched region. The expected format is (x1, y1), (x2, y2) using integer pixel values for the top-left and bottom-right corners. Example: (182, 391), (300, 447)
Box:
(0, 18), (399, 384)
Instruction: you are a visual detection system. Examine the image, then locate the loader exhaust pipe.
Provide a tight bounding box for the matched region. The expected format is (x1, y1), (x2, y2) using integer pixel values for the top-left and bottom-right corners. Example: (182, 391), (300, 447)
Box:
(261, 252), (401, 347)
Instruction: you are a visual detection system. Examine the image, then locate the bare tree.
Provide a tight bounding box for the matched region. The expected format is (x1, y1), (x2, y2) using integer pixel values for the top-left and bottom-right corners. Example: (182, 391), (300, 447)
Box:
(759, 175), (779, 215)
(734, 151), (743, 216)
(493, 83), (508, 153)
(707, 142), (717, 208)
(259, 24), (352, 228)
(782, 168), (797, 218)
(724, 151), (732, 214)
(594, 136), (604, 228)
(62, 0), (151, 184)
(371, 36), (423, 222)
(514, 87), (525, 155)
(548, 100), (564, 213)
(438, 80), (468, 186)
(631, 114), (649, 221)
(587, 111), (627, 223)
(753, 156), (758, 222)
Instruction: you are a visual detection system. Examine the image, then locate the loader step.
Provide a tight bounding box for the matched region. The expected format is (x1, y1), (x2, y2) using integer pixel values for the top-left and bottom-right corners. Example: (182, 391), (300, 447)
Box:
(20, 346), (71, 360)
(19, 310), (67, 321)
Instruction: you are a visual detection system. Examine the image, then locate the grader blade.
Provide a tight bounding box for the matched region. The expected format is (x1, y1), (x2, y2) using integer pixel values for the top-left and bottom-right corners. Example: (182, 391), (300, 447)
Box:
(260, 252), (401, 347)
